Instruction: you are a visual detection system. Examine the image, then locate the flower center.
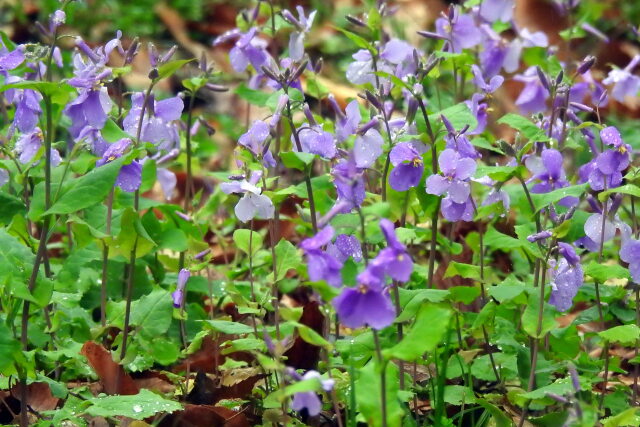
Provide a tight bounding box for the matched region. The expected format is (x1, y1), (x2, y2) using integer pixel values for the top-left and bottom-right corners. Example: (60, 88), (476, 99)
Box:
(358, 284), (368, 294)
(412, 157), (423, 167)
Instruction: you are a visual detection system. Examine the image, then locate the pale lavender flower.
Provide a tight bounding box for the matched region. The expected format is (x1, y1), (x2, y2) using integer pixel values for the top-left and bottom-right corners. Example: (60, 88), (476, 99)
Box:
(514, 66), (550, 114)
(353, 128), (384, 169)
(220, 171), (275, 222)
(14, 128), (61, 166)
(300, 226), (343, 287)
(435, 10), (481, 53)
(602, 55), (640, 103)
(620, 239), (640, 283)
(548, 243), (583, 311)
(479, 0), (514, 22)
(289, 370), (334, 416)
(282, 6), (317, 61)
(389, 142), (424, 191)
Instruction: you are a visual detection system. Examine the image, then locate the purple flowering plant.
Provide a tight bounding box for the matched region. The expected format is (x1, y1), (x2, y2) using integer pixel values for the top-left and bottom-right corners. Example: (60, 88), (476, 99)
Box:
(2, 0), (640, 425)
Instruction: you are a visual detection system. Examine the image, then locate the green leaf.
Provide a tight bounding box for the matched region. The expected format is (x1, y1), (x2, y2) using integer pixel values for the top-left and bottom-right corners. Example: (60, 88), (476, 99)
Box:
(449, 286), (481, 304)
(475, 398), (512, 427)
(0, 323), (24, 376)
(429, 103), (478, 131)
(273, 239), (301, 282)
(531, 184), (588, 212)
(106, 207), (156, 258)
(444, 262), (481, 280)
(598, 184), (640, 202)
(0, 81), (74, 105)
(235, 83), (271, 107)
(396, 288), (450, 323)
(497, 113), (548, 141)
(385, 303), (452, 361)
(233, 229), (263, 256)
(602, 407), (640, 427)
(584, 261), (630, 283)
(156, 59), (193, 81)
(522, 293), (557, 338)
(204, 320), (255, 335)
(85, 389), (181, 420)
(280, 151), (315, 171)
(335, 27), (373, 51)
(356, 361), (404, 427)
(475, 165), (524, 182)
(521, 377), (575, 400)
(102, 119), (132, 142)
(599, 325), (640, 346)
(131, 290), (174, 338)
(294, 322), (333, 351)
(0, 192), (26, 224)
(43, 157), (126, 218)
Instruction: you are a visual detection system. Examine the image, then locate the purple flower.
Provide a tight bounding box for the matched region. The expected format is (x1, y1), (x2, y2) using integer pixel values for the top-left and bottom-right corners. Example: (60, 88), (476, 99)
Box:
(300, 226), (343, 287)
(514, 67), (550, 114)
(326, 234), (362, 263)
(570, 70), (608, 107)
(427, 149), (477, 222)
(583, 213), (631, 247)
(346, 39), (414, 87)
(296, 124), (336, 159)
(289, 370), (334, 416)
(332, 263), (396, 330)
(213, 27), (271, 73)
(548, 243), (583, 311)
(479, 0), (514, 22)
(123, 93), (184, 151)
(587, 127), (630, 191)
(620, 239), (640, 283)
(465, 93), (489, 134)
(238, 120), (276, 167)
(96, 138), (141, 193)
(331, 157), (365, 213)
(435, 11), (481, 53)
(0, 42), (24, 71)
(14, 128), (61, 166)
(329, 97), (361, 142)
(471, 64), (504, 94)
(10, 88), (42, 135)
(283, 6), (316, 61)
(525, 149), (577, 206)
(376, 219), (413, 282)
(442, 115), (479, 159)
(603, 55), (640, 103)
(389, 142), (424, 191)
(354, 128), (383, 169)
(426, 149), (476, 203)
(172, 269), (191, 308)
(220, 170), (274, 222)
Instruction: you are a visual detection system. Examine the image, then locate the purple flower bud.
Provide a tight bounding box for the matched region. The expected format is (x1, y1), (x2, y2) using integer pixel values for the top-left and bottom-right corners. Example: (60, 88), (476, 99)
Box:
(172, 269), (191, 308)
(148, 43), (159, 67)
(555, 70), (564, 86)
(356, 117), (379, 135)
(577, 55), (596, 75)
(364, 90), (382, 110)
(345, 15), (367, 27)
(125, 38), (140, 65)
(195, 248), (211, 260)
(536, 66), (551, 91)
(75, 38), (101, 63)
(568, 364), (581, 391)
(416, 30), (448, 41)
(204, 83), (229, 92)
(303, 103), (316, 125)
(546, 393), (569, 404)
(581, 23), (609, 43)
(569, 102), (593, 113)
(160, 45), (178, 64)
(527, 230), (553, 242)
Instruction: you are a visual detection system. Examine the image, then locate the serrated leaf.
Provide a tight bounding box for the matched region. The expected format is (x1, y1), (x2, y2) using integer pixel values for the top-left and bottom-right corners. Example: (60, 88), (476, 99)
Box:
(233, 229), (264, 256)
(444, 262), (481, 280)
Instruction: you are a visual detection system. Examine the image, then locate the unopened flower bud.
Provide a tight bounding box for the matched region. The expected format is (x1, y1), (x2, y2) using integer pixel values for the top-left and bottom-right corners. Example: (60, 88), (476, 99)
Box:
(577, 55), (596, 74)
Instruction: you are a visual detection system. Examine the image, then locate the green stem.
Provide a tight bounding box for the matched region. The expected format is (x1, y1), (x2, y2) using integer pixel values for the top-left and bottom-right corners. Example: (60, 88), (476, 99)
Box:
(372, 330), (388, 427)
(183, 92), (196, 212)
(285, 100), (317, 233)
